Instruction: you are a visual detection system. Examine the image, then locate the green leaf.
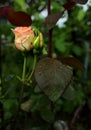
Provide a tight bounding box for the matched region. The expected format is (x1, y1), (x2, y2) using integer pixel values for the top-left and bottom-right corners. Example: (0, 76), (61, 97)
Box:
(35, 57), (73, 102)
(21, 99), (35, 112)
(40, 108), (54, 123)
(62, 85), (76, 100)
(77, 9), (85, 21)
(75, 89), (85, 104)
(3, 99), (18, 118)
(34, 95), (54, 123)
(14, 0), (27, 12)
(73, 45), (83, 56)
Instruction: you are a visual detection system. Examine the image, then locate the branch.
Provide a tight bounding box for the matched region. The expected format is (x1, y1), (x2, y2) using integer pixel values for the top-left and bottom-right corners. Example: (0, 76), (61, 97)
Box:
(47, 0), (53, 57)
(70, 101), (86, 126)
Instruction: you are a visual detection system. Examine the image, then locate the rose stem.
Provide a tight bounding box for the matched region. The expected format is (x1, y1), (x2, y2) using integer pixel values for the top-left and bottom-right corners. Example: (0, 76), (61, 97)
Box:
(48, 0), (53, 58)
(27, 54), (37, 82)
(19, 54), (27, 106)
(47, 1), (54, 129)
(22, 54), (27, 81)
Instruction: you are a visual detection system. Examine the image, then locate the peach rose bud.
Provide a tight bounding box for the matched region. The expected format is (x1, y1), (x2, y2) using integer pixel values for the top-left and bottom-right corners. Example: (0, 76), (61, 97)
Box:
(12, 26), (34, 51)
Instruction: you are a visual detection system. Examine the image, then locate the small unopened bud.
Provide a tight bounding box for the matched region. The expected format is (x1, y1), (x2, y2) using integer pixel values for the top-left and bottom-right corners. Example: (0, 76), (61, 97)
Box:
(33, 32), (43, 49)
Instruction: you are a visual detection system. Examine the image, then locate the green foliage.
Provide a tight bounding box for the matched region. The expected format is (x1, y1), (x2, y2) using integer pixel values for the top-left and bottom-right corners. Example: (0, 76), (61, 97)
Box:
(14, 0), (27, 12)
(0, 0), (91, 130)
(3, 99), (18, 119)
(53, 28), (73, 55)
(77, 8), (85, 21)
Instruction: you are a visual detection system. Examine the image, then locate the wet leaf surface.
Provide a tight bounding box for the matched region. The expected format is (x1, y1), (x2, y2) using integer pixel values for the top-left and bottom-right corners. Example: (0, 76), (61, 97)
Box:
(35, 57), (73, 102)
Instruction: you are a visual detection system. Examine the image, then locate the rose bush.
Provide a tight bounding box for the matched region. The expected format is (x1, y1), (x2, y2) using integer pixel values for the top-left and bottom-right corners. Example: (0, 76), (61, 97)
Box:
(12, 26), (43, 51)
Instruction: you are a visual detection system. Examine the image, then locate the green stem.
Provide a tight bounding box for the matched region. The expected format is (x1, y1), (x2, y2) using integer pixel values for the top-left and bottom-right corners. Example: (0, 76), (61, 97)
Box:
(27, 54), (37, 82)
(22, 54), (27, 81)
(19, 54), (27, 106)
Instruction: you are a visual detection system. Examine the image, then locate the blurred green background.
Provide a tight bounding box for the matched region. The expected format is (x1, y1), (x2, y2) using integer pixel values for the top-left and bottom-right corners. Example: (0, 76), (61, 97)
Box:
(0, 0), (91, 130)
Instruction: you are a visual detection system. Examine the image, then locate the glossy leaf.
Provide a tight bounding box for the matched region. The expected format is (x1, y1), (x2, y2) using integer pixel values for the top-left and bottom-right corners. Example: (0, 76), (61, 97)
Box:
(35, 57), (73, 102)
(44, 11), (64, 30)
(0, 6), (32, 26)
(57, 57), (85, 71)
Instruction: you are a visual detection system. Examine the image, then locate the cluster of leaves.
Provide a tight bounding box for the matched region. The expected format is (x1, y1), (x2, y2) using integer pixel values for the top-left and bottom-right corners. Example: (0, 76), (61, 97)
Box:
(0, 0), (91, 130)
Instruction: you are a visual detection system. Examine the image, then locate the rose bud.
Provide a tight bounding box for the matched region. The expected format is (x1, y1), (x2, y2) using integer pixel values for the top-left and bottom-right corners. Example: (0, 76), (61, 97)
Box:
(33, 32), (43, 49)
(12, 26), (34, 51)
